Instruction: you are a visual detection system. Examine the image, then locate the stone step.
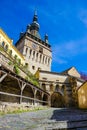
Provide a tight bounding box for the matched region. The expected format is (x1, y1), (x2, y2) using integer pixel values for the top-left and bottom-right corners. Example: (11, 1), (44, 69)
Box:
(45, 120), (87, 130)
(50, 114), (87, 122)
(50, 110), (87, 121)
(43, 108), (87, 130)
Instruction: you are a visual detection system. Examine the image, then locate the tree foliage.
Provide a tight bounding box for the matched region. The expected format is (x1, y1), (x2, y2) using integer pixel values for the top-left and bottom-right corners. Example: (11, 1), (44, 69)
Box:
(80, 72), (87, 81)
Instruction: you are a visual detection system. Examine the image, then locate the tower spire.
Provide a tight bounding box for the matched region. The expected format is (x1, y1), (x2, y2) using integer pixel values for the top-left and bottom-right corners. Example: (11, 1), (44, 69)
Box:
(26, 10), (41, 39)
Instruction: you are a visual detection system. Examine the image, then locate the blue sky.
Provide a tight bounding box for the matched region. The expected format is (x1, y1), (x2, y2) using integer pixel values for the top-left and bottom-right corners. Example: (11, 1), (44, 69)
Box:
(0, 0), (87, 74)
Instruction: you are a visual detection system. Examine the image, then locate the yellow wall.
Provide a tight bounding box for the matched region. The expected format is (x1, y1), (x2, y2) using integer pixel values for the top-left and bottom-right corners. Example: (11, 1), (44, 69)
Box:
(78, 82), (87, 109)
(0, 28), (25, 65)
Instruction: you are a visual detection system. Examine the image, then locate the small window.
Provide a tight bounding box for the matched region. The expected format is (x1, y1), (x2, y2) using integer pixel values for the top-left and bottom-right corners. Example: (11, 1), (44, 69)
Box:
(61, 85), (65, 92)
(30, 49), (32, 56)
(2, 41), (5, 47)
(43, 56), (45, 63)
(5, 44), (8, 51)
(25, 63), (28, 68)
(48, 58), (50, 65)
(42, 83), (46, 91)
(45, 57), (47, 64)
(36, 52), (38, 61)
(50, 84), (54, 91)
(26, 48), (28, 54)
(39, 46), (43, 53)
(55, 84), (59, 91)
(40, 54), (42, 62)
(32, 51), (35, 59)
(32, 66), (35, 70)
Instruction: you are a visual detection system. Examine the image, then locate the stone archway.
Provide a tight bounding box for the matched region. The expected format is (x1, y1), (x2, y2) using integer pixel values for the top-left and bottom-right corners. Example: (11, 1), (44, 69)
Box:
(51, 92), (65, 108)
(22, 85), (34, 104)
(36, 91), (41, 100)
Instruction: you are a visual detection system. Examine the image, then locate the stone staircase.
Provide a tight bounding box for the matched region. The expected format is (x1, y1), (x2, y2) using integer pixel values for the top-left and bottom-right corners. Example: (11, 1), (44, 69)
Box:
(44, 108), (87, 130)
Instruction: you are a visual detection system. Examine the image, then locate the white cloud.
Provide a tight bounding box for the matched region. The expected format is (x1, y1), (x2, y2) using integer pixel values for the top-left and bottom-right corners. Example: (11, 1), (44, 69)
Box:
(79, 9), (87, 27)
(52, 36), (87, 64)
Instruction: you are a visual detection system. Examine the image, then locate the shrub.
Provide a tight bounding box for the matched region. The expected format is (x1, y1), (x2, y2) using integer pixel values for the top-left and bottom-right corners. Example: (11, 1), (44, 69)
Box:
(13, 64), (20, 75)
(8, 61), (12, 65)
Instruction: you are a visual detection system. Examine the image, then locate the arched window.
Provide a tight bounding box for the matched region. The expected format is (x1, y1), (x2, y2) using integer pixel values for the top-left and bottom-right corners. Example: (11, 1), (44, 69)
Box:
(40, 54), (42, 63)
(36, 52), (38, 61)
(26, 48), (28, 54)
(5, 44), (8, 51)
(25, 63), (28, 68)
(61, 85), (65, 92)
(55, 84), (59, 92)
(32, 65), (35, 70)
(33, 51), (35, 59)
(50, 84), (54, 92)
(45, 57), (47, 64)
(43, 56), (45, 64)
(42, 83), (46, 91)
(2, 41), (5, 47)
(48, 58), (50, 65)
(30, 49), (32, 57)
(9, 50), (12, 56)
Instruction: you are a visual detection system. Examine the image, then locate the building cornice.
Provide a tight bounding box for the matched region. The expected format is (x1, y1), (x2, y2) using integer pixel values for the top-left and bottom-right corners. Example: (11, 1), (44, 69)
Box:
(12, 44), (24, 60)
(0, 28), (12, 45)
(15, 32), (52, 51)
(0, 28), (24, 60)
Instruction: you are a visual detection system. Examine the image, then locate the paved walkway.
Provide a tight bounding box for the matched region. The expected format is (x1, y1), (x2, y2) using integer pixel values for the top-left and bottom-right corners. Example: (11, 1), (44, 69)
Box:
(0, 108), (87, 130)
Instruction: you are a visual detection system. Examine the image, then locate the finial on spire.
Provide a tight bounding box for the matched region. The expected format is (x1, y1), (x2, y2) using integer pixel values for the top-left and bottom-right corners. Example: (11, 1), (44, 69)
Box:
(45, 33), (48, 43)
(33, 9), (38, 22)
(34, 9), (37, 16)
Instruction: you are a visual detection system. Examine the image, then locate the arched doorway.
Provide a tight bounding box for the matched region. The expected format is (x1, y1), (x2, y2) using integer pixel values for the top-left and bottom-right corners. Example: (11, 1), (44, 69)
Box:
(51, 92), (65, 108)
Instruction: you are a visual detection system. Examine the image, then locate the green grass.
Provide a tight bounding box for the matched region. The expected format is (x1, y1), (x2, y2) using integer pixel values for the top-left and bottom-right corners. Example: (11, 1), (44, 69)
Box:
(0, 106), (48, 116)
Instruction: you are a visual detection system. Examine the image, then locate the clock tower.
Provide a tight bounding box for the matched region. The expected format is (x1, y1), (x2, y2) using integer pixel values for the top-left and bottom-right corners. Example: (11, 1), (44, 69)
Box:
(15, 11), (52, 74)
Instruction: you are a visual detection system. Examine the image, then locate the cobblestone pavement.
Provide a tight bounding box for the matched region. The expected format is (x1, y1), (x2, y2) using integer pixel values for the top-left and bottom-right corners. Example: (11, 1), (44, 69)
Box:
(0, 108), (87, 130)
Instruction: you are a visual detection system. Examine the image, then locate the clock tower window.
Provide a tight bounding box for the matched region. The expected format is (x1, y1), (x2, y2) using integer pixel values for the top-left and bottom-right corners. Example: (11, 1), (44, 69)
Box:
(39, 46), (43, 53)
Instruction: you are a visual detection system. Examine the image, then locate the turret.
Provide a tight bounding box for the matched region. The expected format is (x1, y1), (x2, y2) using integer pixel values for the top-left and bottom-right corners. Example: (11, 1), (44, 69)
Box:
(26, 24), (31, 33)
(45, 34), (48, 43)
(20, 32), (24, 38)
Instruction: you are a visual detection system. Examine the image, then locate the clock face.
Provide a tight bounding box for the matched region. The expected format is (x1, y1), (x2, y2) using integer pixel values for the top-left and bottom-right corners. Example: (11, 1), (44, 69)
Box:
(32, 43), (37, 50)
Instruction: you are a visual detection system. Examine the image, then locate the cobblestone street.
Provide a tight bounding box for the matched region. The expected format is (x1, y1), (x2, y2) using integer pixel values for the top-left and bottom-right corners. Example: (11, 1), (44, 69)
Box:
(0, 108), (54, 130)
(0, 108), (87, 130)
